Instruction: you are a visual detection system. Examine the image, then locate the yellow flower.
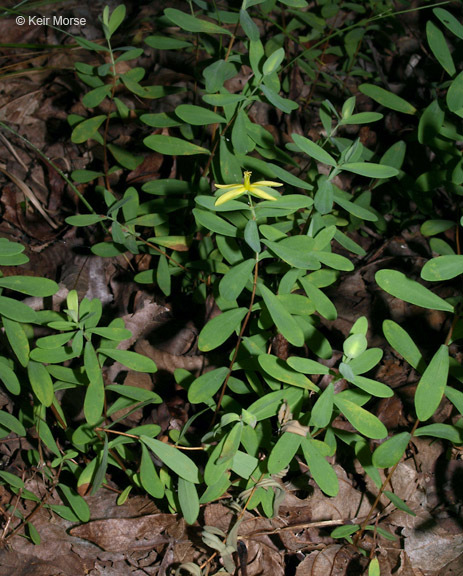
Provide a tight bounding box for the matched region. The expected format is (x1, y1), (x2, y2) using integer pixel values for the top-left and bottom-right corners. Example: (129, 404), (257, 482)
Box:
(214, 171), (282, 206)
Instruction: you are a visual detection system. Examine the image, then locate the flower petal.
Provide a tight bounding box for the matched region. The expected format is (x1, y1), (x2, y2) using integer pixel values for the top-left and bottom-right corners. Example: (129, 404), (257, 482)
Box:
(215, 185), (246, 206)
(215, 183), (243, 190)
(253, 180), (283, 188)
(248, 185), (278, 201)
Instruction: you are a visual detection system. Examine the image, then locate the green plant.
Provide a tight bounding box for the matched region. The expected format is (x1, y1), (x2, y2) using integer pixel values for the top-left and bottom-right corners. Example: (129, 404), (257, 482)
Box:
(0, 1), (462, 574)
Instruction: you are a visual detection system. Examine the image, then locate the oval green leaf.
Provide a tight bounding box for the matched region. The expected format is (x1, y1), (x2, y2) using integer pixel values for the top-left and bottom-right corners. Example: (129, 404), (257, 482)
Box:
(372, 432), (411, 468)
(141, 435), (200, 483)
(301, 437), (339, 496)
(198, 308), (247, 352)
(164, 8), (232, 35)
(258, 354), (318, 391)
(178, 477), (200, 524)
(267, 432), (302, 475)
(359, 84), (416, 115)
(188, 367), (229, 405)
(144, 135), (210, 156)
(259, 284), (305, 347)
(175, 104), (225, 126)
(219, 259), (255, 301)
(415, 345), (449, 421)
(376, 269), (454, 313)
(334, 396), (387, 439)
(98, 348), (157, 373)
(291, 133), (337, 167)
(421, 255), (463, 282)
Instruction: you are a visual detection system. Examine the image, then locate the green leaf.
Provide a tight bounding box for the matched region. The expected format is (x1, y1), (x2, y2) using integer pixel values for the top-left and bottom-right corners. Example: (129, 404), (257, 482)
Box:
(82, 85), (111, 108)
(301, 438), (339, 496)
(341, 162), (398, 179)
(219, 259), (255, 301)
(3, 317), (29, 368)
(258, 354), (318, 391)
(0, 276), (58, 297)
(418, 100), (445, 145)
(28, 361), (53, 407)
(434, 8), (463, 40)
(445, 386), (463, 414)
(106, 4), (126, 37)
(414, 423), (463, 444)
(331, 524), (360, 539)
(376, 270), (453, 313)
(340, 112), (383, 125)
(310, 382), (334, 428)
(178, 478), (200, 524)
(66, 214), (106, 226)
(261, 85), (298, 113)
(71, 115), (106, 144)
(157, 254), (171, 297)
(259, 284), (305, 347)
(188, 367), (229, 405)
(145, 35), (193, 50)
(98, 349), (157, 372)
(334, 396), (387, 439)
(108, 144), (143, 170)
(198, 308), (247, 352)
(203, 93), (247, 107)
(84, 342), (104, 425)
(315, 251), (353, 272)
(287, 357), (330, 375)
(352, 376), (393, 398)
(88, 327), (132, 341)
(58, 484), (90, 522)
(106, 384), (161, 404)
(426, 20), (455, 76)
(263, 47), (285, 76)
(421, 255), (463, 282)
(262, 236), (319, 270)
(369, 557), (380, 576)
(140, 444), (164, 498)
(0, 410), (26, 436)
(74, 36), (109, 52)
(299, 276), (337, 320)
(194, 208), (237, 237)
(0, 361), (20, 395)
(359, 84), (416, 115)
(248, 387), (303, 421)
(421, 219), (454, 237)
(349, 348), (383, 375)
(415, 345), (449, 421)
(240, 8), (259, 41)
(175, 104), (226, 125)
(141, 435), (200, 483)
(291, 133), (337, 167)
(144, 135), (210, 155)
(0, 470), (25, 489)
(268, 432), (302, 475)
(344, 334), (367, 359)
(383, 320), (423, 371)
(218, 422), (242, 464)
(372, 432), (411, 468)
(0, 297), (37, 323)
(164, 8), (232, 35)
(244, 219), (260, 253)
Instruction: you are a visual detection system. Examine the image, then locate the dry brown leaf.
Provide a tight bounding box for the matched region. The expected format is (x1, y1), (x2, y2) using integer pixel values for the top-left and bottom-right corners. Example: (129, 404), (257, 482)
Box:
(295, 544), (364, 576)
(70, 513), (181, 552)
